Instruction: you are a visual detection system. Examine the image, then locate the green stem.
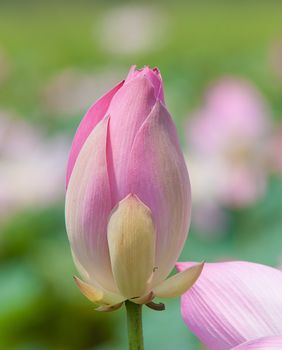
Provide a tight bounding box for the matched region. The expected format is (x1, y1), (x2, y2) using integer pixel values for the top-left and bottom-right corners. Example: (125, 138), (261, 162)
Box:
(125, 300), (144, 350)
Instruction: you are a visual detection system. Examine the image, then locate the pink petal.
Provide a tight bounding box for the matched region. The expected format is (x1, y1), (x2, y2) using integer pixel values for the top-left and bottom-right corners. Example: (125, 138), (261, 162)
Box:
(65, 117), (116, 292)
(66, 81), (123, 187)
(107, 74), (156, 203)
(187, 77), (269, 156)
(177, 261), (282, 350)
(125, 101), (191, 287)
(206, 78), (268, 137)
(232, 336), (282, 350)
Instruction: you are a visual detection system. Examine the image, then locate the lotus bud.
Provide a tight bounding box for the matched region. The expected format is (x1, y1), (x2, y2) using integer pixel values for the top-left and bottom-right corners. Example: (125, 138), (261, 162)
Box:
(65, 66), (203, 311)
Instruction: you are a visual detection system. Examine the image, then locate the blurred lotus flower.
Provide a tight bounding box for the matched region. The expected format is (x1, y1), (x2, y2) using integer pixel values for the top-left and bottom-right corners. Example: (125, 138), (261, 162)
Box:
(184, 77), (280, 235)
(97, 5), (167, 55)
(0, 111), (68, 220)
(65, 66), (203, 311)
(43, 68), (122, 116)
(177, 261), (282, 350)
(187, 77), (270, 209)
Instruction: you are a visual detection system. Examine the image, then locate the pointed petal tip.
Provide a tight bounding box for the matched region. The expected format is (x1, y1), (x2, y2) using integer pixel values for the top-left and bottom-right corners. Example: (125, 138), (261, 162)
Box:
(74, 276), (126, 306)
(73, 276), (103, 303)
(123, 192), (140, 201)
(153, 262), (204, 299)
(176, 261), (206, 272)
(116, 193), (152, 216)
(107, 195), (156, 299)
(126, 65), (137, 79)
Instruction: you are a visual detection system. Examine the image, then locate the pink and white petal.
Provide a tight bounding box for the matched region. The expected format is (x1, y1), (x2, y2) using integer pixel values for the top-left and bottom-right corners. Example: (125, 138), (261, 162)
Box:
(221, 165), (266, 207)
(126, 101), (191, 287)
(66, 81), (123, 187)
(177, 261), (282, 350)
(65, 117), (115, 292)
(232, 336), (282, 350)
(107, 75), (156, 203)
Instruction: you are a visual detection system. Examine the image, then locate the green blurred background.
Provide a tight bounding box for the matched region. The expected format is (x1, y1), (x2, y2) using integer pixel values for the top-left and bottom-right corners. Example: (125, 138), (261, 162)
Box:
(0, 1), (282, 349)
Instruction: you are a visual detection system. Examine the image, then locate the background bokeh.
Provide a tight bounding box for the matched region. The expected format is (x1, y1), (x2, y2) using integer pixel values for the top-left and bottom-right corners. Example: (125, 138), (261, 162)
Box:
(1, 1), (282, 349)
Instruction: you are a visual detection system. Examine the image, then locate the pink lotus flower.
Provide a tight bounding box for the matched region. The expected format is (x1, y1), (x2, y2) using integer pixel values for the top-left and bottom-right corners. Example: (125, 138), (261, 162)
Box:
(65, 66), (203, 310)
(177, 261), (282, 349)
(186, 77), (270, 209)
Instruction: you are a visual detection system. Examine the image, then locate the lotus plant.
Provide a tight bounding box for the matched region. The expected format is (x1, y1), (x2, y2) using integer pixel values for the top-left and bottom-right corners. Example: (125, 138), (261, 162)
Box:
(65, 66), (203, 349)
(65, 65), (282, 350)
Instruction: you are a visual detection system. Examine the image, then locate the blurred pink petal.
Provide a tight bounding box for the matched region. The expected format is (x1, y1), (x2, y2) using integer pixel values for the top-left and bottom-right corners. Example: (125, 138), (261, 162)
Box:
(232, 336), (282, 350)
(192, 202), (228, 237)
(186, 77), (271, 208)
(206, 78), (267, 137)
(188, 78), (268, 155)
(0, 112), (68, 220)
(177, 261), (282, 350)
(221, 165), (266, 206)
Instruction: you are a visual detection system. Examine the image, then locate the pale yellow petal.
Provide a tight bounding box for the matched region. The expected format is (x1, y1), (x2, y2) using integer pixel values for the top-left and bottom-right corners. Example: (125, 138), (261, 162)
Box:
(153, 262), (204, 298)
(73, 276), (125, 305)
(107, 194), (156, 299)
